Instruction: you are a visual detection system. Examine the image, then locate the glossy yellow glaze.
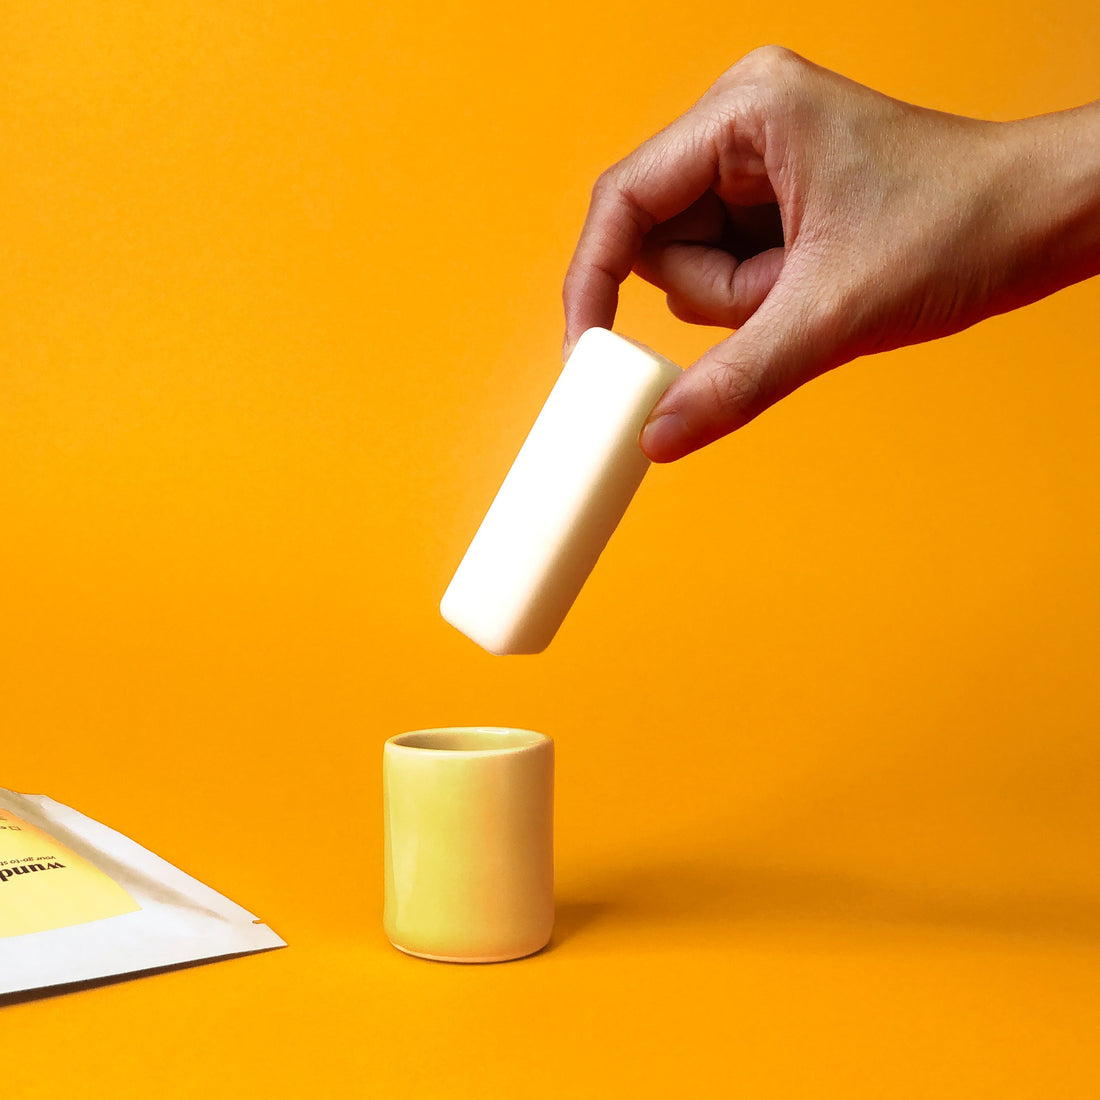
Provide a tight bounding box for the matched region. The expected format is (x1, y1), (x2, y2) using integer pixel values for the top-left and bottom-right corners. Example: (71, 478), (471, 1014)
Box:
(384, 728), (554, 962)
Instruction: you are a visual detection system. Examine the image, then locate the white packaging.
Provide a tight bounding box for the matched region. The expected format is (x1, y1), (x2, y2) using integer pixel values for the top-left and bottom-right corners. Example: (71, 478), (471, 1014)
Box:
(0, 787), (284, 995)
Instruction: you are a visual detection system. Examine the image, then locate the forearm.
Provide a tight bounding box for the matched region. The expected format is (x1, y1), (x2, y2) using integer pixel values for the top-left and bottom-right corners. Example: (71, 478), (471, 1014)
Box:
(988, 101), (1100, 314)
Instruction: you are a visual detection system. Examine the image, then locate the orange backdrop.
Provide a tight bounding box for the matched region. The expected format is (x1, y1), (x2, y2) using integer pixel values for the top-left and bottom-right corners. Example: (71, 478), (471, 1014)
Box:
(2, 2), (1098, 1096)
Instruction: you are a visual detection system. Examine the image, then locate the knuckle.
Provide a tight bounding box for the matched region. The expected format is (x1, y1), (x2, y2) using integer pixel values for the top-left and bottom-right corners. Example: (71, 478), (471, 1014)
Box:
(590, 166), (622, 203)
(738, 44), (802, 78)
(717, 44), (806, 105)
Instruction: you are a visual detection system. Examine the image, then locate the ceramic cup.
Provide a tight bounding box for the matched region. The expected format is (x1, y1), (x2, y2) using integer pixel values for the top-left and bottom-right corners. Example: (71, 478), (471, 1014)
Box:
(383, 726), (554, 963)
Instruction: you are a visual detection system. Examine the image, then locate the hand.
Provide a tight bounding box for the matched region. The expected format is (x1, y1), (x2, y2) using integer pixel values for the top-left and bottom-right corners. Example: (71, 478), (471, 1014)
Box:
(564, 46), (1100, 461)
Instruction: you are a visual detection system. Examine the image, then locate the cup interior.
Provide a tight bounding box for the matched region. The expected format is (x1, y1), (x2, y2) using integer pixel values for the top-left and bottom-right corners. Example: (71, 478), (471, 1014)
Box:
(388, 727), (547, 753)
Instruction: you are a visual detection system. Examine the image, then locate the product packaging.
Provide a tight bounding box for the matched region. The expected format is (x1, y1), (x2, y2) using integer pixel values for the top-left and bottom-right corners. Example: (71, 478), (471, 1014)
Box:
(0, 787), (284, 996)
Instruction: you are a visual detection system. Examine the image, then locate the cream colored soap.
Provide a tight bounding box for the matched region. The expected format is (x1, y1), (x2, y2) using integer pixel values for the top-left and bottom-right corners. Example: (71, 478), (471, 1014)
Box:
(440, 328), (681, 654)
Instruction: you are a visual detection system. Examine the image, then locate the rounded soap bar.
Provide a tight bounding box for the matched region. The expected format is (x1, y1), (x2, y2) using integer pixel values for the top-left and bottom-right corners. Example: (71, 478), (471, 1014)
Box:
(440, 327), (681, 654)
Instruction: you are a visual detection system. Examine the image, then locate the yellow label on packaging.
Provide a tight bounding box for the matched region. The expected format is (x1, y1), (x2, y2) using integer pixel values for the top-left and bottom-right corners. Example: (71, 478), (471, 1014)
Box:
(0, 809), (141, 938)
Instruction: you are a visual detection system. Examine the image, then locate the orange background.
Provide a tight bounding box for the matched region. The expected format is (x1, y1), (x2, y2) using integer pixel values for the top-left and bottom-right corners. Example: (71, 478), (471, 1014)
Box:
(2, 2), (1098, 1095)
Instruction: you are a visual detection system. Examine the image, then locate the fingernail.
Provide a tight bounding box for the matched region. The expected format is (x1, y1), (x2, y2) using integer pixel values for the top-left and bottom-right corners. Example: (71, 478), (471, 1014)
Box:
(640, 410), (689, 462)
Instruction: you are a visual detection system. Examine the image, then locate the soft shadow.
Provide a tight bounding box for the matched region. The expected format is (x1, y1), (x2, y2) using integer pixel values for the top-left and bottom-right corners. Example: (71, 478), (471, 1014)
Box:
(0, 946), (284, 1009)
(580, 859), (1100, 946)
(545, 900), (611, 950)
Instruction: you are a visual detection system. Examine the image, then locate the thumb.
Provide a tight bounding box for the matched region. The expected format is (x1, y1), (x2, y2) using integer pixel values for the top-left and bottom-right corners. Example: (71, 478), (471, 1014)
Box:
(640, 294), (830, 461)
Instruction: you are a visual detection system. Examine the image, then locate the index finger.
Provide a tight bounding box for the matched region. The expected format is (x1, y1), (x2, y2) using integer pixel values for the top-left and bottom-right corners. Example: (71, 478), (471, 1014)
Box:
(562, 112), (720, 352)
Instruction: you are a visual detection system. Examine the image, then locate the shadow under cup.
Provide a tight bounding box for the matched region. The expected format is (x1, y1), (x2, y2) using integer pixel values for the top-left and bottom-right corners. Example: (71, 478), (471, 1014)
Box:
(383, 727), (554, 963)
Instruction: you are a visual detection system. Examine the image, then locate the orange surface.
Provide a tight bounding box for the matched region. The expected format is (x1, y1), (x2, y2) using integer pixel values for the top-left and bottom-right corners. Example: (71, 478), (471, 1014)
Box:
(2, 2), (1098, 1096)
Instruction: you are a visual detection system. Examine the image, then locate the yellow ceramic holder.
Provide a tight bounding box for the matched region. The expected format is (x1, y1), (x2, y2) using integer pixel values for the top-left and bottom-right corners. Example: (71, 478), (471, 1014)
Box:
(383, 727), (554, 963)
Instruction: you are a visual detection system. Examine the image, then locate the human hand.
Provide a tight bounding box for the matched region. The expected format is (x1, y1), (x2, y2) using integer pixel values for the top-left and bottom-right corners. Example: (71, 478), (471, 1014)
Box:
(564, 46), (1100, 461)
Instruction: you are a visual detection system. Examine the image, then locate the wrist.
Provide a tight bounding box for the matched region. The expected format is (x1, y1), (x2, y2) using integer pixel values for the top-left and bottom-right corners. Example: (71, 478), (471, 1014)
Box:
(991, 103), (1100, 310)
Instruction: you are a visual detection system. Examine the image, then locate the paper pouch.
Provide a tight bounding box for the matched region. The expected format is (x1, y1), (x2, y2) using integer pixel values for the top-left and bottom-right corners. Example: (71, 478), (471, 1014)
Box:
(0, 787), (284, 995)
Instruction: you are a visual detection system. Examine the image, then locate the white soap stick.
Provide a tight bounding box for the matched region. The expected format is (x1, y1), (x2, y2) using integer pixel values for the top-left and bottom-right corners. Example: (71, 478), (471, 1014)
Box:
(440, 327), (681, 654)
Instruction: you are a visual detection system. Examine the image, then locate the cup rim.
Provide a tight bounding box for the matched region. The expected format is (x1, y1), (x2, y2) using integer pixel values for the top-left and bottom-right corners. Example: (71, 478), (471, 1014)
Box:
(385, 726), (551, 756)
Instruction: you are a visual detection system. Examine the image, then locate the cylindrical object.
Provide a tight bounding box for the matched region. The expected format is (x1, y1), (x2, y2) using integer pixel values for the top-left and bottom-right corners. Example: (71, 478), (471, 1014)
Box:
(440, 327), (682, 654)
(383, 726), (554, 963)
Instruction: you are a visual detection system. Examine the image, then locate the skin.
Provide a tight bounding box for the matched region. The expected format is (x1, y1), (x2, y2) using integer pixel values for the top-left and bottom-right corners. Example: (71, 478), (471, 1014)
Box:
(563, 46), (1100, 462)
